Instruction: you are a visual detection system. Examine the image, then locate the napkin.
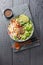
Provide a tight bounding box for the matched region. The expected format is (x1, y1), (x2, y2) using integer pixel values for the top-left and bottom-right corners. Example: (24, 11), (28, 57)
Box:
(10, 4), (40, 52)
(12, 4), (31, 19)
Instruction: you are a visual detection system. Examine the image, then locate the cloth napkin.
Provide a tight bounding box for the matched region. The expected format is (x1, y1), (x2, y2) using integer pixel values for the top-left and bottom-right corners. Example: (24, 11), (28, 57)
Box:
(12, 4), (31, 19)
(10, 4), (40, 52)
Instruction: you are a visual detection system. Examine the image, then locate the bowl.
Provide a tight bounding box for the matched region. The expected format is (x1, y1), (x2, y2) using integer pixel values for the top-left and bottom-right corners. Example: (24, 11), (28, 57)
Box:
(8, 15), (34, 42)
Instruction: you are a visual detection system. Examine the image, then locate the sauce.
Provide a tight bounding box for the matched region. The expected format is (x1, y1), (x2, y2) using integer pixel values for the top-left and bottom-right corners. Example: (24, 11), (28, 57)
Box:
(4, 9), (13, 18)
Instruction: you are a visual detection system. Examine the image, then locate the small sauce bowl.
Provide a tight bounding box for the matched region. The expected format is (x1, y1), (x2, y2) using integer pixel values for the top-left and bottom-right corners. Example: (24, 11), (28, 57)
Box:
(4, 9), (13, 19)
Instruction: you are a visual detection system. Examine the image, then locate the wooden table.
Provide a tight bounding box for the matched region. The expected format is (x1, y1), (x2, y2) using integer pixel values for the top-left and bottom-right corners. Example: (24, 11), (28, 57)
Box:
(0, 0), (43, 65)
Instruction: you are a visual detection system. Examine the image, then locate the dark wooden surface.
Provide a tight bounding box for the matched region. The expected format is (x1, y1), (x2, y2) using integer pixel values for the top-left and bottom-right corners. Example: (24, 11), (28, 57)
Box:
(0, 0), (43, 65)
(30, 0), (43, 65)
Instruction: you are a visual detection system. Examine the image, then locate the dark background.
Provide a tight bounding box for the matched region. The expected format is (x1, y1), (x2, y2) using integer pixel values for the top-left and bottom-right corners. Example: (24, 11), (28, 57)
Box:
(0, 0), (43, 65)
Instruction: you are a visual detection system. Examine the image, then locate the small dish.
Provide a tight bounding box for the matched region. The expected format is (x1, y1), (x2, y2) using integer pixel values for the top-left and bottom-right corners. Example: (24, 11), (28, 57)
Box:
(8, 14), (34, 42)
(4, 9), (13, 19)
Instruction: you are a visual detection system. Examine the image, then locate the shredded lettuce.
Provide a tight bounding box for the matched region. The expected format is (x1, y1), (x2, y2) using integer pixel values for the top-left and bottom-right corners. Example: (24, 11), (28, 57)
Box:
(21, 35), (26, 40)
(24, 23), (32, 31)
(14, 36), (18, 40)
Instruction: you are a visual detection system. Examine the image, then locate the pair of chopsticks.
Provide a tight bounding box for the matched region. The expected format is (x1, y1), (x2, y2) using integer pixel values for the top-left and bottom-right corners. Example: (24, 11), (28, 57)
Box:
(11, 37), (39, 50)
